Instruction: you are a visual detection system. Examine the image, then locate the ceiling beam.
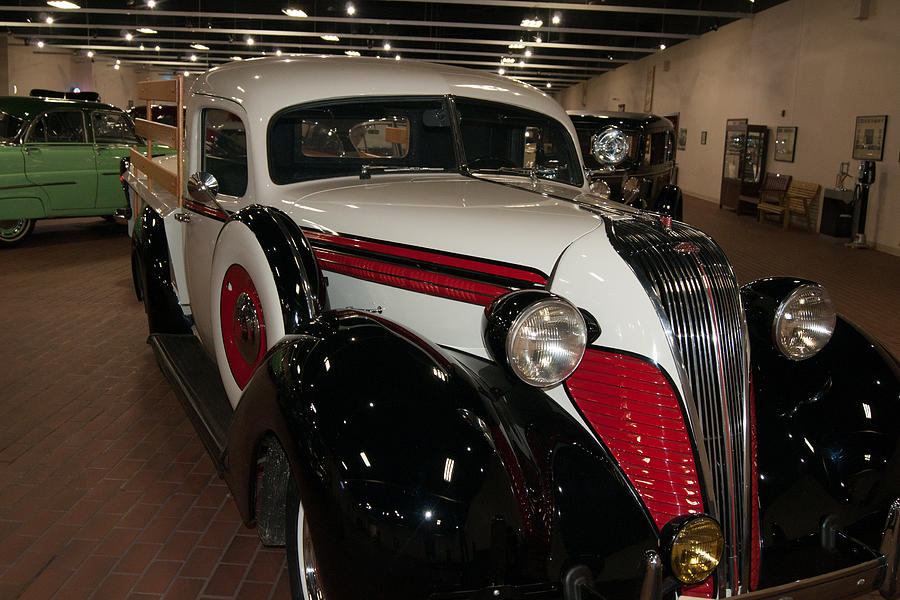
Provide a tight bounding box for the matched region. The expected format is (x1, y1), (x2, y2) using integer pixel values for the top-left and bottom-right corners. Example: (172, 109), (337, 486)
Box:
(1, 22), (660, 54)
(1, 6), (698, 40)
(374, 0), (751, 19)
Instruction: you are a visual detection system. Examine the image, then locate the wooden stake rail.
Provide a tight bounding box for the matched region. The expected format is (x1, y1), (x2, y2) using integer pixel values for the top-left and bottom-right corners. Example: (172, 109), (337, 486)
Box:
(130, 75), (184, 204)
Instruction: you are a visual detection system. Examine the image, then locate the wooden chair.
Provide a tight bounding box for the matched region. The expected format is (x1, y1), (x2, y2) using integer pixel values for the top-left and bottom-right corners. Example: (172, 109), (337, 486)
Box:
(758, 179), (820, 230)
(743, 172), (791, 218)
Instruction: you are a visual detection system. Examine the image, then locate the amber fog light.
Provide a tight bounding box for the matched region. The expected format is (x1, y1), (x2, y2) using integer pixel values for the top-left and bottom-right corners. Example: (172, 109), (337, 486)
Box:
(665, 515), (724, 585)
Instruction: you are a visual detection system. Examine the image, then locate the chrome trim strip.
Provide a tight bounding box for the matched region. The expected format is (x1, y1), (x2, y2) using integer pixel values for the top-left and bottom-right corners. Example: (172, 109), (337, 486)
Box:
(0, 181), (76, 191)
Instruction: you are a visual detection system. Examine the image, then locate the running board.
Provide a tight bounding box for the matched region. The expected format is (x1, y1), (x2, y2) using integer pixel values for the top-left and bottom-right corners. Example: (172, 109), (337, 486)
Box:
(149, 333), (233, 473)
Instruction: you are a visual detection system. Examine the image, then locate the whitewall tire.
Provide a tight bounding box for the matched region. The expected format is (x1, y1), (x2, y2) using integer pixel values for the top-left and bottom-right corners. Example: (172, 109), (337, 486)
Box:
(210, 220), (286, 407)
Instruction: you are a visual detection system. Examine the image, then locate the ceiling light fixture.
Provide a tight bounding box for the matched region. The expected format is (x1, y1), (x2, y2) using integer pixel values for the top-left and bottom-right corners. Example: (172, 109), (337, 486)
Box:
(552, 13), (561, 25)
(321, 34), (340, 42)
(189, 54), (197, 61)
(246, 36), (255, 45)
(139, 44), (144, 50)
(137, 27), (157, 34)
(115, 59), (120, 64)
(86, 49), (93, 57)
(345, 50), (360, 56)
(36, 40), (45, 48)
(191, 43), (209, 50)
(546, 82), (552, 88)
(275, 49), (282, 56)
(47, 1), (80, 9)
(524, 48), (532, 57)
(346, 2), (356, 16)
(498, 67), (505, 75)
(534, 34), (542, 44)
(520, 18), (543, 28)
(282, 8), (308, 17)
(147, 0), (156, 7)
(45, 16), (54, 24)
(383, 41), (391, 50)
(154, 45), (160, 51)
(184, 71), (190, 76)
(125, 32), (133, 41)
(519, 60), (525, 67)
(114, 64), (120, 70)
(394, 54), (401, 60)
(659, 42), (667, 50)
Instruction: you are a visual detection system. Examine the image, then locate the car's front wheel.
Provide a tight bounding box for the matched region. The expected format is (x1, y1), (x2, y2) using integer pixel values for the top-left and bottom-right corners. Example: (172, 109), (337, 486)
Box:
(286, 481), (327, 600)
(0, 218), (35, 247)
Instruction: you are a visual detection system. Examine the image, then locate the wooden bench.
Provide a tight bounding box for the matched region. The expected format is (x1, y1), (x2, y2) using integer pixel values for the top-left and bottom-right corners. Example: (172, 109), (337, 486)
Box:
(739, 172), (790, 216)
(758, 179), (820, 230)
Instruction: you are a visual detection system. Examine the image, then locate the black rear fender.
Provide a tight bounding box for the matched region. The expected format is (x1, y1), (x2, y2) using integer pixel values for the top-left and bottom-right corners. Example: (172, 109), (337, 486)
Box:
(131, 203), (192, 334)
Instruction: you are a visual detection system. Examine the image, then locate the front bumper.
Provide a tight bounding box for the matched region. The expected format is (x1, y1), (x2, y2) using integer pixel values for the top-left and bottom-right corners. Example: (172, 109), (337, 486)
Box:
(677, 499), (900, 600)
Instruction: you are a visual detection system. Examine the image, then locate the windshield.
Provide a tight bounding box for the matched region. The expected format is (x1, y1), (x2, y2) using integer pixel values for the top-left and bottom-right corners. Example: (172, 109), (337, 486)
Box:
(455, 98), (583, 187)
(268, 98), (455, 184)
(267, 96), (582, 188)
(0, 111), (24, 141)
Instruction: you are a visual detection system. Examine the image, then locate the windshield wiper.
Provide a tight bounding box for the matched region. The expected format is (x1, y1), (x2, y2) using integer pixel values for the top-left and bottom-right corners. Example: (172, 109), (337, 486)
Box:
(359, 165), (447, 180)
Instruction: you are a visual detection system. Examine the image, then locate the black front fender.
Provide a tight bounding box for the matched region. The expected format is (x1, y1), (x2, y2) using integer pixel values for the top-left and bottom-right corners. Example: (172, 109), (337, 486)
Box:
(742, 278), (900, 579)
(226, 311), (658, 599)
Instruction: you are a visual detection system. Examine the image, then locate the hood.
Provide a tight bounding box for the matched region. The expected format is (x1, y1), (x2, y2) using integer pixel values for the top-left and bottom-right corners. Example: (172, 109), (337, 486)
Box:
(272, 173), (605, 277)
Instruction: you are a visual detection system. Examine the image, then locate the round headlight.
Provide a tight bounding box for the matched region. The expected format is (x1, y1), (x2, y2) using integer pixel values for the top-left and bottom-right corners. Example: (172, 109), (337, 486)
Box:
(668, 515), (724, 584)
(591, 127), (630, 164)
(773, 284), (836, 360)
(589, 179), (611, 200)
(506, 298), (587, 387)
(623, 176), (642, 206)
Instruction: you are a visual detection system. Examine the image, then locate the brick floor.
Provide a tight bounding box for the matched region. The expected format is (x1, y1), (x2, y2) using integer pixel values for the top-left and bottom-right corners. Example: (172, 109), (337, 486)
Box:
(1, 206), (895, 599)
(0, 218), (288, 598)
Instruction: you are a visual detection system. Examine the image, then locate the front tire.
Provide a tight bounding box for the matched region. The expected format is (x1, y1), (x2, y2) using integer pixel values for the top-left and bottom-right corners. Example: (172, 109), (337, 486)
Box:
(0, 218), (35, 247)
(286, 480), (326, 600)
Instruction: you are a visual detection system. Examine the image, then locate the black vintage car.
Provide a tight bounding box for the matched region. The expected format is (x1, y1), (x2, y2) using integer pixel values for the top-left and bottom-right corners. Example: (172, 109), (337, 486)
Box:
(569, 110), (683, 220)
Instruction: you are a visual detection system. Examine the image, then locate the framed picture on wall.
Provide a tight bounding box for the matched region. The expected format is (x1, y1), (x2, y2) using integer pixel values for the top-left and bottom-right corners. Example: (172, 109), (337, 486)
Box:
(700, 131), (708, 145)
(774, 126), (797, 162)
(852, 115), (887, 160)
(678, 128), (687, 151)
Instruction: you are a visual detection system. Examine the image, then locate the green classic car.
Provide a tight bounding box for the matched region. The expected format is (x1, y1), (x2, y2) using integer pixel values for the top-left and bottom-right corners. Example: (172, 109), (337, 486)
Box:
(0, 96), (138, 246)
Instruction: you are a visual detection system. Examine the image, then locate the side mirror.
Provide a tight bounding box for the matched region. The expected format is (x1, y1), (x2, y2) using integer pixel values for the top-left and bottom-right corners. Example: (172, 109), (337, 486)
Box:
(187, 171), (219, 206)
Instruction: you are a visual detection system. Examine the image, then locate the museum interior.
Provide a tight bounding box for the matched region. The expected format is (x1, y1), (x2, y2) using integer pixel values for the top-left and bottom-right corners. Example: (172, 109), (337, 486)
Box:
(0, 0), (898, 598)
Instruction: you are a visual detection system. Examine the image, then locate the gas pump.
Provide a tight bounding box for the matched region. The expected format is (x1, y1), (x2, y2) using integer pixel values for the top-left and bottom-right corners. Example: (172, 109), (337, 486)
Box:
(847, 160), (876, 248)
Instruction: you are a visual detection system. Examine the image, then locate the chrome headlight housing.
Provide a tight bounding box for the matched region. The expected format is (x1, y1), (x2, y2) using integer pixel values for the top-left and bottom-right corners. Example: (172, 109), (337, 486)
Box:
(588, 178), (611, 200)
(484, 290), (589, 387)
(773, 284), (836, 360)
(591, 127), (630, 164)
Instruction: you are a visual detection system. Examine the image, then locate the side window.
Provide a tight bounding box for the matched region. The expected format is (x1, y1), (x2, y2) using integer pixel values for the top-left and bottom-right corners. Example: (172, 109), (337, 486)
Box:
(28, 111), (86, 143)
(92, 110), (137, 144)
(202, 108), (247, 197)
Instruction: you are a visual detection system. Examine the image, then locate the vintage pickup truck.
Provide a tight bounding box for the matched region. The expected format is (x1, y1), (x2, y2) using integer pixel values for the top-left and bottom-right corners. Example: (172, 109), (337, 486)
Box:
(124, 56), (900, 600)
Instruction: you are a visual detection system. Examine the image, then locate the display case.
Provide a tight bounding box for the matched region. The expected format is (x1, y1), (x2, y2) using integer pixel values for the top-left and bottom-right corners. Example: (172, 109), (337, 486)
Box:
(719, 122), (768, 210)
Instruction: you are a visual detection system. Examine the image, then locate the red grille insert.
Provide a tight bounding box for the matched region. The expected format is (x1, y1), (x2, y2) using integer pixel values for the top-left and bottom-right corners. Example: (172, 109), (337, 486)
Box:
(565, 349), (705, 529)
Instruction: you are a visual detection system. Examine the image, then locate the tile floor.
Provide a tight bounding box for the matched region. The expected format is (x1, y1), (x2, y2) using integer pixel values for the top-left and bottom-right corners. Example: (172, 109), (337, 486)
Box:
(1, 197), (896, 599)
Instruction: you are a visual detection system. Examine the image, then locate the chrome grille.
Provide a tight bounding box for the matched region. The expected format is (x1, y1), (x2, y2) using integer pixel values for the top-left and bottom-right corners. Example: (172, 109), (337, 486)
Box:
(604, 214), (751, 593)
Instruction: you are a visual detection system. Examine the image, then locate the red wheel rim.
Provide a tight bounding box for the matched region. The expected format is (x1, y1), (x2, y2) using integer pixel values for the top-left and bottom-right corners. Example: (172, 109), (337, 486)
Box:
(221, 264), (268, 389)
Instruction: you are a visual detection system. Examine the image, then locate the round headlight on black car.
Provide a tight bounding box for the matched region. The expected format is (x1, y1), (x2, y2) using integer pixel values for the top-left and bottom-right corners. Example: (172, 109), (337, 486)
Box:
(773, 284), (836, 360)
(484, 290), (588, 387)
(591, 127), (630, 164)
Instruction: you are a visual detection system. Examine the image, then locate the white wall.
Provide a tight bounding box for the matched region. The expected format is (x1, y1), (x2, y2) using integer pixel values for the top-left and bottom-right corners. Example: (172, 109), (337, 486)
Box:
(4, 38), (147, 110)
(557, 0), (900, 257)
